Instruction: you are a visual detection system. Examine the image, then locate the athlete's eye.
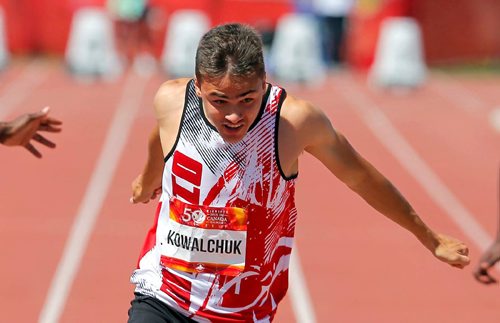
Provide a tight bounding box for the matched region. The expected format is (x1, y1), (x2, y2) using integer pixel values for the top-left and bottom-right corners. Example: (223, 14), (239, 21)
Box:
(242, 98), (253, 103)
(213, 100), (226, 105)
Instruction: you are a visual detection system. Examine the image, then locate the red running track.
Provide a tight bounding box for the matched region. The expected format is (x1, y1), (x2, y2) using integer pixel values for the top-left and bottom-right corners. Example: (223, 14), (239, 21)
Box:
(0, 60), (498, 323)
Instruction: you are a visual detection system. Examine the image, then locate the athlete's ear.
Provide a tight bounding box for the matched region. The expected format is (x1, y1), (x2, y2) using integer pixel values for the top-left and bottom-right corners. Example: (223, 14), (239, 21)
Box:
(194, 78), (202, 97)
(261, 73), (267, 90)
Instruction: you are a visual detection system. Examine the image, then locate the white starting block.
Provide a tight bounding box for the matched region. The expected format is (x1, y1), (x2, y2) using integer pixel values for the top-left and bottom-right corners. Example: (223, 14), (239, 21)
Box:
(0, 7), (9, 69)
(369, 17), (426, 88)
(161, 10), (210, 78)
(270, 13), (325, 84)
(65, 7), (122, 79)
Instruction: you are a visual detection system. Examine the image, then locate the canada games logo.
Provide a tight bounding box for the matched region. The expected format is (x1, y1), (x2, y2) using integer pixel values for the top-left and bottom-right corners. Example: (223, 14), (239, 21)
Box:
(191, 210), (206, 225)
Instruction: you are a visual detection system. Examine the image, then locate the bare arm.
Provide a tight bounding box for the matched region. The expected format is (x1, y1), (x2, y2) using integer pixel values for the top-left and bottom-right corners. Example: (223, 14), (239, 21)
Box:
(130, 79), (187, 204)
(289, 99), (469, 268)
(130, 125), (164, 203)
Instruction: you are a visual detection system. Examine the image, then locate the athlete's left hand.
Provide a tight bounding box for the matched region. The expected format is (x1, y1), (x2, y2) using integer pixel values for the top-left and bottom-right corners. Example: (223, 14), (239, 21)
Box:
(433, 234), (470, 269)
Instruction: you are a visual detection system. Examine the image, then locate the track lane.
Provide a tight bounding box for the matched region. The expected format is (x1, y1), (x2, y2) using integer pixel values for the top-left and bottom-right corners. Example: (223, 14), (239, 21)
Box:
(58, 73), (162, 322)
(2, 61), (499, 323)
(0, 62), (126, 323)
(286, 71), (499, 323)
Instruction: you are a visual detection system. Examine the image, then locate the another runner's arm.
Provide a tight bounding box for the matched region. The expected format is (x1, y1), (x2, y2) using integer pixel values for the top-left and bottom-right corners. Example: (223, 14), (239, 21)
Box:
(296, 100), (469, 268)
(0, 107), (62, 158)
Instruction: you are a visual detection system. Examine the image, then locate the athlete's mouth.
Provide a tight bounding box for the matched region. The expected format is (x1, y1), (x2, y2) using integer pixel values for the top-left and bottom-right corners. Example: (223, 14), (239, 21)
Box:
(223, 124), (243, 129)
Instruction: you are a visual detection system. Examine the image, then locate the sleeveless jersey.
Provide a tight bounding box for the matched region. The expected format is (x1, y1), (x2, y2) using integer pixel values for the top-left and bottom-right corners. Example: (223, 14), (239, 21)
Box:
(131, 80), (298, 322)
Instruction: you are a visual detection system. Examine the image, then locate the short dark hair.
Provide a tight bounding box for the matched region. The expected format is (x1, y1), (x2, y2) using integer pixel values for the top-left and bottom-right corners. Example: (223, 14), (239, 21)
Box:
(195, 23), (265, 81)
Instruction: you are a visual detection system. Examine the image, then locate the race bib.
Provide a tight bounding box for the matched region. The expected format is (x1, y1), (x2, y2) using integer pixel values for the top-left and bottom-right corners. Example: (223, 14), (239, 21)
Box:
(160, 197), (248, 276)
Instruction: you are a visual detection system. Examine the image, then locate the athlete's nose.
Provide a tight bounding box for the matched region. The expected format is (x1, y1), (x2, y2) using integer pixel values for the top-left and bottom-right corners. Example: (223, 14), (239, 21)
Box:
(225, 109), (243, 124)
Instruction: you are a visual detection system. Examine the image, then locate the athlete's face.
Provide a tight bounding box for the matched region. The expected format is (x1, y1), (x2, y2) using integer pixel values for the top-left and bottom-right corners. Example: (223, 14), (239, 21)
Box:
(195, 73), (267, 143)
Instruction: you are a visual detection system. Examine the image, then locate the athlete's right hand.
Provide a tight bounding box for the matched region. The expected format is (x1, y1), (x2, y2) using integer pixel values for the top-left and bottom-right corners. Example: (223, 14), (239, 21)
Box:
(433, 233), (470, 269)
(130, 174), (162, 204)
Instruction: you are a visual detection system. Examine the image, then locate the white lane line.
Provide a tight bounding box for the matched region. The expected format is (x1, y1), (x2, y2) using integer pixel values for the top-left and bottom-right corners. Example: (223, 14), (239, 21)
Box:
(289, 247), (317, 323)
(335, 76), (493, 252)
(0, 60), (49, 120)
(429, 73), (500, 135)
(428, 73), (487, 116)
(489, 108), (500, 133)
(38, 72), (151, 323)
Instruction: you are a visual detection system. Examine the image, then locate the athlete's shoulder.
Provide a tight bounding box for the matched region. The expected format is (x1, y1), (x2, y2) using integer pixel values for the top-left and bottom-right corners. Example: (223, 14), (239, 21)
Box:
(155, 78), (191, 105)
(279, 92), (335, 150)
(281, 93), (327, 129)
(154, 78), (191, 119)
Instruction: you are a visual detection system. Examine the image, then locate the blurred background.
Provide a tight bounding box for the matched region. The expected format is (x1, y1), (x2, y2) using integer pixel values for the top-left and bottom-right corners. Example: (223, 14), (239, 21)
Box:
(1, 0), (500, 78)
(1, 0), (500, 323)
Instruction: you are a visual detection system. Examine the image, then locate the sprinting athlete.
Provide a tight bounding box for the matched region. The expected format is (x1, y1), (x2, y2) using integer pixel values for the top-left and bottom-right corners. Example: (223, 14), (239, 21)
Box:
(128, 23), (470, 322)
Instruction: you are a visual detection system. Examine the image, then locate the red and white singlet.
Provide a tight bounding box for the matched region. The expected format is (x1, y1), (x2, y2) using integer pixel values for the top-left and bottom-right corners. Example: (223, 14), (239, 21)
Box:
(131, 80), (298, 322)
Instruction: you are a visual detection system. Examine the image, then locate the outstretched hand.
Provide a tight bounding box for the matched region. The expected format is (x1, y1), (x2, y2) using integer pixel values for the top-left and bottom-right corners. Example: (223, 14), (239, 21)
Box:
(0, 107), (62, 158)
(130, 174), (162, 204)
(473, 240), (500, 284)
(433, 234), (470, 269)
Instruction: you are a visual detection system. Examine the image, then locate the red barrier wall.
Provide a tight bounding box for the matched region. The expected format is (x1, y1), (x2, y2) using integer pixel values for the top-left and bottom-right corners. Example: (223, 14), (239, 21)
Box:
(413, 0), (500, 65)
(0, 0), (108, 54)
(0, 0), (291, 56)
(5, 0), (497, 66)
(345, 0), (500, 69)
